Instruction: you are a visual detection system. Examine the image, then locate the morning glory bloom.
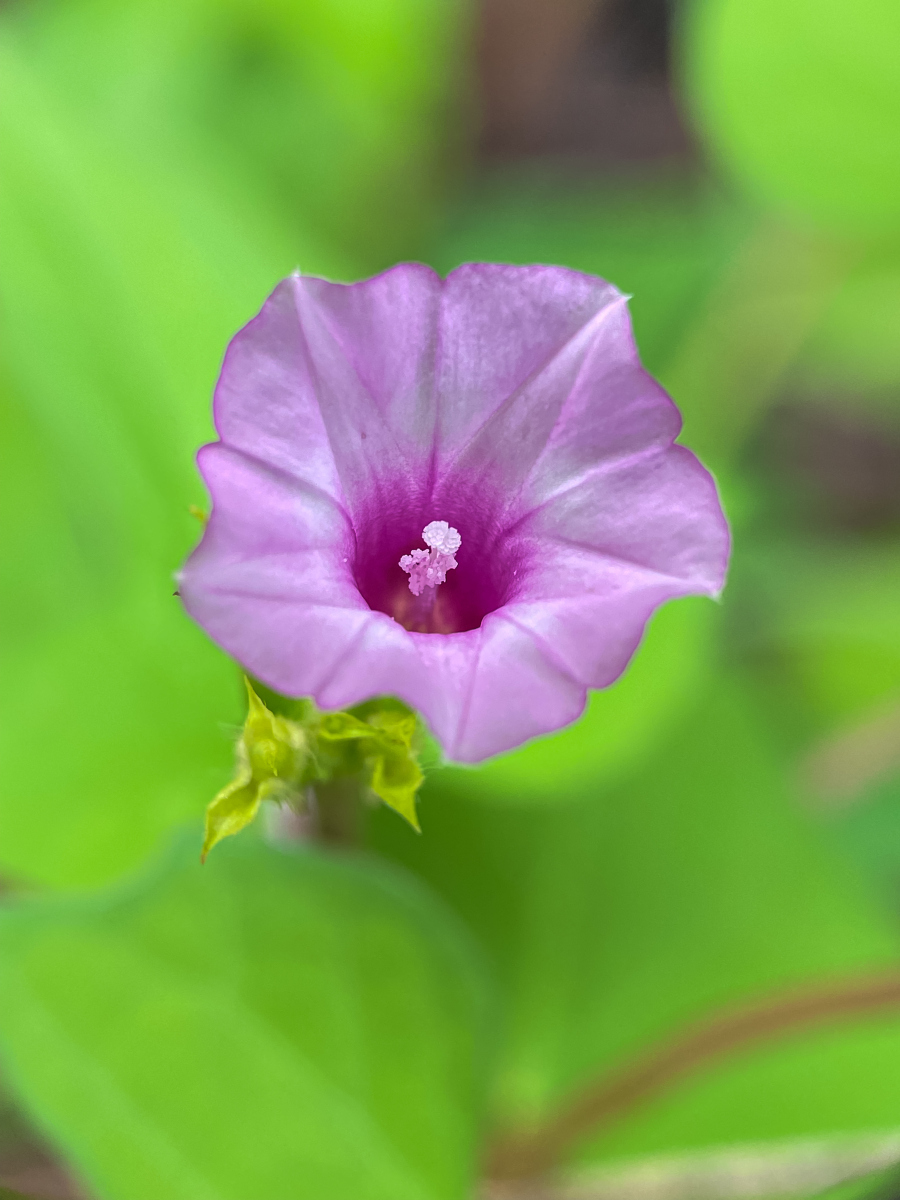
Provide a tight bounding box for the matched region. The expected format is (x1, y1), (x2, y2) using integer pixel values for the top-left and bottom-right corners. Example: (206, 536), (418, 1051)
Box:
(179, 264), (729, 763)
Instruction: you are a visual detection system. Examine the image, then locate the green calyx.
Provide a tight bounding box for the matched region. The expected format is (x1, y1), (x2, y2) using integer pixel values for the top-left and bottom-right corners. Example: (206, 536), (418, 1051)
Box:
(201, 680), (425, 860)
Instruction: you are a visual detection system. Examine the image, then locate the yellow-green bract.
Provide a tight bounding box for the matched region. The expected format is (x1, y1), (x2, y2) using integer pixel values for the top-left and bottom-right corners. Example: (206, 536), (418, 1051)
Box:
(202, 680), (424, 860)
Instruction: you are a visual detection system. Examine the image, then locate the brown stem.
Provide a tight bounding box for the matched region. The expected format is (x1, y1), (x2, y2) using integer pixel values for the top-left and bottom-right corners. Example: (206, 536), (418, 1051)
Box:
(486, 970), (900, 1183)
(310, 778), (363, 847)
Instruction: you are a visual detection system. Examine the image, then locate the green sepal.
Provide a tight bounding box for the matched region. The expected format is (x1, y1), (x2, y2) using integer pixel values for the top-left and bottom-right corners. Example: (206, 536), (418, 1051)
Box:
(201, 680), (306, 861)
(202, 682), (424, 859)
(318, 700), (424, 831)
(242, 679), (307, 783)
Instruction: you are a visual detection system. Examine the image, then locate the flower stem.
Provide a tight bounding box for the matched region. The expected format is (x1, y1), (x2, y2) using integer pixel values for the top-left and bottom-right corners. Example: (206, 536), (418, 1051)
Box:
(485, 969), (900, 1183)
(310, 777), (363, 847)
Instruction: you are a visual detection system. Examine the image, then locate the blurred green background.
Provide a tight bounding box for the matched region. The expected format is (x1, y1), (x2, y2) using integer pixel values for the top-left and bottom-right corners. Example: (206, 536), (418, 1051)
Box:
(1, 0), (900, 1197)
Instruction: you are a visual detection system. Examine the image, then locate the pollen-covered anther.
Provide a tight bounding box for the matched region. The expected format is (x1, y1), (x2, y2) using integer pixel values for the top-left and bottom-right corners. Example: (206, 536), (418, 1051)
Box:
(399, 521), (461, 597)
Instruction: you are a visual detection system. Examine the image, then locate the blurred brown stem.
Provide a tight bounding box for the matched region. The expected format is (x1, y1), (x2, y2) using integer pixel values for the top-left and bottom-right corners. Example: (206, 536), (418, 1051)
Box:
(478, 0), (604, 151)
(310, 778), (363, 847)
(0, 1187), (56, 1200)
(486, 970), (900, 1183)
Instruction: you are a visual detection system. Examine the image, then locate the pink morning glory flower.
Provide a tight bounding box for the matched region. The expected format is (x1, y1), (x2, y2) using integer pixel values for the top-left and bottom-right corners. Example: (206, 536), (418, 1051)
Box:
(179, 264), (729, 763)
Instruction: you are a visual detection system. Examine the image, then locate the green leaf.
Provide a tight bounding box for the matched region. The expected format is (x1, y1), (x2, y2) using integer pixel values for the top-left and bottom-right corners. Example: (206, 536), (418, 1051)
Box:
(680, 0), (900, 233)
(5, 0), (468, 271)
(0, 836), (493, 1200)
(369, 677), (900, 1155)
(0, 593), (242, 890)
(0, 22), (345, 890)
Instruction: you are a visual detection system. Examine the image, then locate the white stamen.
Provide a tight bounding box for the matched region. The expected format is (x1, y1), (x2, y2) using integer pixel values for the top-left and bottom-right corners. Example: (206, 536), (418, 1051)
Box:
(399, 521), (461, 597)
(422, 520), (462, 556)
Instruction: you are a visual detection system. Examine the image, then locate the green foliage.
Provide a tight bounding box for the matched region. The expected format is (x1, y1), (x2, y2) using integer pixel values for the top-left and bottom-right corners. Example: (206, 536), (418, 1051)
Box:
(681, 0), (900, 233)
(794, 238), (900, 403)
(742, 540), (900, 732)
(204, 684), (424, 859)
(659, 219), (855, 472)
(827, 776), (900, 913)
(0, 836), (492, 1200)
(0, 594), (242, 890)
(5, 0), (467, 270)
(370, 678), (900, 1154)
(2, 0), (900, 1191)
(434, 172), (752, 378)
(0, 23), (316, 889)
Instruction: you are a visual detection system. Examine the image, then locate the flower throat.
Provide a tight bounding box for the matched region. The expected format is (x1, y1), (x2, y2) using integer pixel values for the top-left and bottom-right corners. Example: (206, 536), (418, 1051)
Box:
(396, 520), (461, 633)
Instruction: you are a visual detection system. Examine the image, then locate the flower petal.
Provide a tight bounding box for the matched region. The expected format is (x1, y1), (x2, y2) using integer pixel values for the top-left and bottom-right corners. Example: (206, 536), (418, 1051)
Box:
(428, 617), (588, 763)
(301, 618), (588, 764)
(435, 265), (620, 453)
(514, 298), (684, 512)
(515, 444), (730, 595)
(179, 443), (375, 696)
(211, 279), (344, 502)
(290, 265), (443, 519)
(495, 444), (730, 692)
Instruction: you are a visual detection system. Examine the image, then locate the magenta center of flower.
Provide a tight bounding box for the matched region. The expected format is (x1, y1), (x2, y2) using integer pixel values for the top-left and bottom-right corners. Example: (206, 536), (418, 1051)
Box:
(394, 520), (461, 633)
(351, 495), (521, 634)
